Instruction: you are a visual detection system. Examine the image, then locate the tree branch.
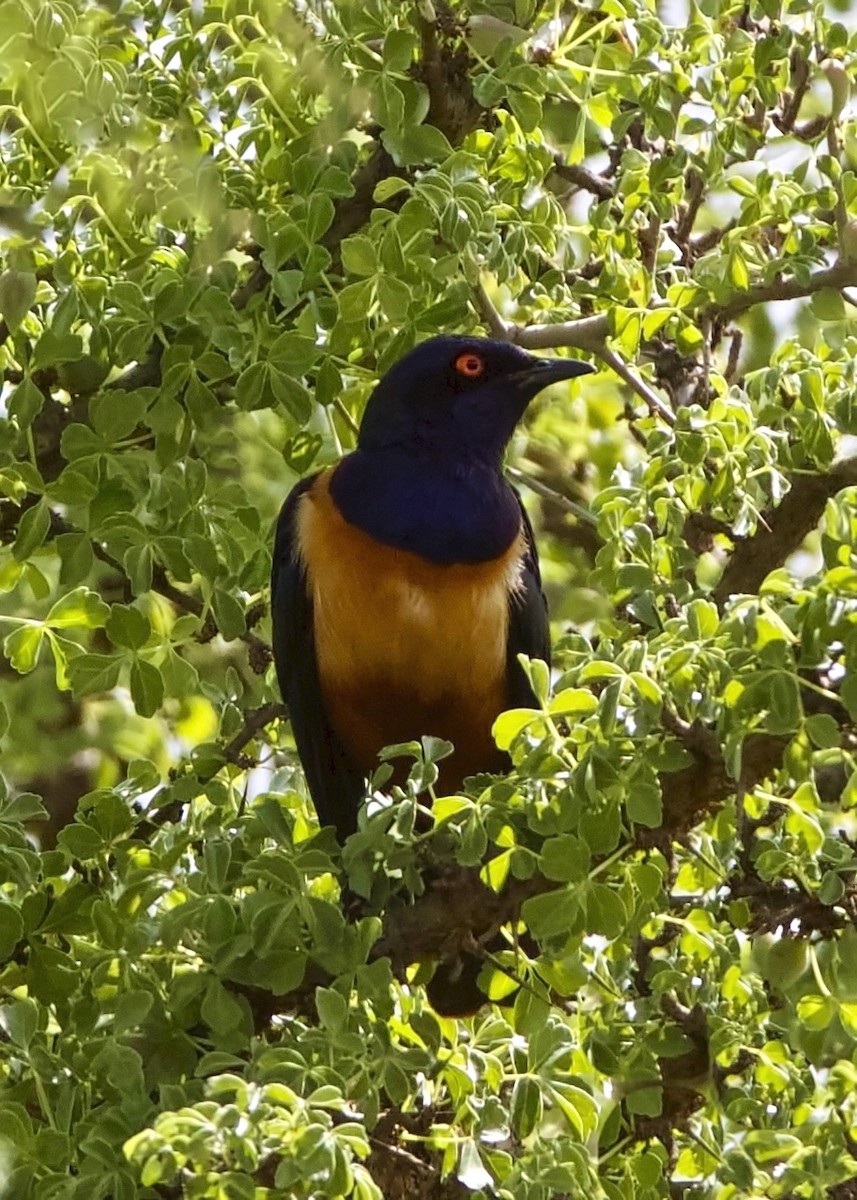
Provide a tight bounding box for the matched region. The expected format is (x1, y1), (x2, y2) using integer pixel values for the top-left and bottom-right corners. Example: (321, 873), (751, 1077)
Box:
(222, 702), (287, 766)
(373, 725), (790, 970)
(473, 278), (512, 339)
(505, 465), (597, 527)
(674, 168), (705, 252)
(709, 260), (857, 323)
(482, 310), (676, 425)
(506, 313), (610, 353)
(712, 455), (857, 607)
(595, 346), (677, 426)
(551, 159), (615, 200)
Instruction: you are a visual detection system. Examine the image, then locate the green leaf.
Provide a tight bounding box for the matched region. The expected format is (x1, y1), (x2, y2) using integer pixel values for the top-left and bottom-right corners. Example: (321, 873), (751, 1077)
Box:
(124, 545), (153, 595)
(130, 658), (164, 717)
(56, 532), (95, 586)
(510, 1076), (542, 1139)
(338, 279), (374, 323)
(811, 289), (846, 321)
(0, 906), (23, 962)
(373, 177), (411, 204)
(45, 587), (110, 629)
(0, 998), (38, 1047)
(67, 652), (122, 697)
(585, 883), (626, 937)
(211, 589), (246, 641)
(493, 708), (540, 751)
(804, 713), (839, 749)
(305, 193), (335, 243)
(269, 366), (312, 423)
(58, 823), (104, 860)
(765, 673), (801, 734)
(796, 993), (835, 1030)
(8, 378), (45, 430)
(0, 791), (48, 823)
(522, 886), (581, 940)
(201, 979), (245, 1034)
(383, 28), (416, 71)
(548, 688), (598, 717)
(341, 235), (378, 277)
(31, 329), (84, 371)
(626, 780), (663, 828)
(316, 986), (347, 1033)
(373, 76), (405, 130)
(60, 423), (106, 461)
(269, 333), (318, 375)
(729, 249), (749, 290)
(90, 391), (149, 443)
(106, 604), (150, 650)
(381, 123), (453, 166)
(578, 661), (626, 682)
(234, 361), (277, 411)
(3, 624), (44, 673)
(13, 499), (50, 561)
(114, 990), (154, 1035)
(377, 275), (412, 321)
(540, 835), (591, 882)
(0, 270), (36, 329)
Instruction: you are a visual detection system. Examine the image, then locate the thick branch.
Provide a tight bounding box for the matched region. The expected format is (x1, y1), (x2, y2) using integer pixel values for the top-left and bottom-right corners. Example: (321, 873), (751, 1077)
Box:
(709, 260), (857, 323)
(373, 726), (789, 969)
(674, 168), (705, 251)
(730, 874), (856, 936)
(551, 159), (615, 200)
(490, 312), (676, 425)
(712, 455), (857, 607)
(506, 313), (610, 353)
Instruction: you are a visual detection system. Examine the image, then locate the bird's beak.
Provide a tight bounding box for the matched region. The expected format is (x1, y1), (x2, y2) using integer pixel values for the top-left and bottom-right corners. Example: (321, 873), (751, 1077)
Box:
(511, 355), (596, 393)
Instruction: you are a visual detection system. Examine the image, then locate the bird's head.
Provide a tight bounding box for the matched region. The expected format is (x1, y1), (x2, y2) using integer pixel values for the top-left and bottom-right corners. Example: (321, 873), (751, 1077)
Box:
(357, 335), (594, 467)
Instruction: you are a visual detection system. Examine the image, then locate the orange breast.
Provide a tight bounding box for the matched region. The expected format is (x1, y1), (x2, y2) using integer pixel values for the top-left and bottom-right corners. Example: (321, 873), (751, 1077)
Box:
(296, 469), (525, 785)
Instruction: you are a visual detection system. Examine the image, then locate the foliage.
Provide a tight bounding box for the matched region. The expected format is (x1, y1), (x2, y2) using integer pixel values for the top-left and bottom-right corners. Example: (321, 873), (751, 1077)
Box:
(1, 0), (857, 1197)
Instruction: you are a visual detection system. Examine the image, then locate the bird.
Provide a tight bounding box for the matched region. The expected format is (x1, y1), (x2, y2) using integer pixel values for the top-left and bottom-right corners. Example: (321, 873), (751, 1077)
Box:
(271, 334), (593, 1012)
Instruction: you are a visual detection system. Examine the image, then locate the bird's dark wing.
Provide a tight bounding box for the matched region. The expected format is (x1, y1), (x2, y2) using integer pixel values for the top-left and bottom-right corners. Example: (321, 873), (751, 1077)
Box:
(506, 489), (550, 707)
(271, 474), (365, 841)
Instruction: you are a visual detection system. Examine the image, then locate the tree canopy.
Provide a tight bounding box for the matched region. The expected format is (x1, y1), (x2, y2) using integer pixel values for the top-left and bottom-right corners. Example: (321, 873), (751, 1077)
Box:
(1, 0), (857, 1197)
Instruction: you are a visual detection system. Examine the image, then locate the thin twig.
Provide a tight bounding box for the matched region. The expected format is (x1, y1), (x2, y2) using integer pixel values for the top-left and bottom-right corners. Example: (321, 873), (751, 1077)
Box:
(724, 328), (743, 383)
(473, 278), (512, 339)
(596, 346), (676, 425)
(690, 219), (738, 257)
(369, 1139), (434, 1174)
(506, 465), (597, 527)
(503, 314), (675, 424)
(552, 159), (615, 200)
(775, 49), (811, 133)
(333, 395), (360, 439)
(222, 702), (288, 765)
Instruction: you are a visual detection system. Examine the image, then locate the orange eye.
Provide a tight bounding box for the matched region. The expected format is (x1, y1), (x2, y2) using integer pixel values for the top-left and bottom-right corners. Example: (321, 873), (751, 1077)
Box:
(455, 353), (485, 378)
